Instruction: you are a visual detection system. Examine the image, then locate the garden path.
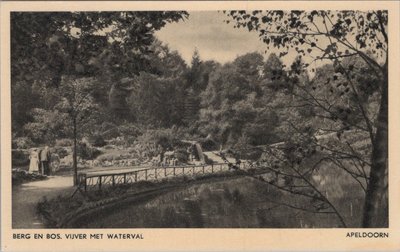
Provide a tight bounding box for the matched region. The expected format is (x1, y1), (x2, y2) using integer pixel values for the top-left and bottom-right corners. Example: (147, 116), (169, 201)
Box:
(12, 175), (74, 228)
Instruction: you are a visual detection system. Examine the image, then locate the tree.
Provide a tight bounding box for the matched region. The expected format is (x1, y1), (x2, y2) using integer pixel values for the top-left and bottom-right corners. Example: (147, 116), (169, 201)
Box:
(225, 10), (388, 227)
(127, 72), (186, 128)
(182, 50), (220, 124)
(186, 48), (203, 92)
(23, 108), (70, 144)
(146, 40), (189, 78)
(11, 12), (188, 83)
(22, 76), (99, 185)
(262, 53), (294, 92)
(56, 76), (100, 185)
(199, 52), (279, 147)
(11, 11), (189, 130)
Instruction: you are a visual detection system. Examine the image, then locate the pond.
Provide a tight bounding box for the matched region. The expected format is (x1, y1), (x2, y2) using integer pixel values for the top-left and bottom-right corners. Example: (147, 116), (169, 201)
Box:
(82, 174), (363, 228)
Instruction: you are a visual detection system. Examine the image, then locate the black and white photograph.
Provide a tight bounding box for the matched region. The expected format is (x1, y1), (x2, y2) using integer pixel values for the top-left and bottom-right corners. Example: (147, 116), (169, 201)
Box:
(0, 1), (400, 248)
(3, 1), (400, 250)
(6, 6), (391, 231)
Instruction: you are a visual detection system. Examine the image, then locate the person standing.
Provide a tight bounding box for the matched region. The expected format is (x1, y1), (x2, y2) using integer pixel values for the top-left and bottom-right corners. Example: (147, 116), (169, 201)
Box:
(28, 148), (40, 173)
(40, 146), (51, 175)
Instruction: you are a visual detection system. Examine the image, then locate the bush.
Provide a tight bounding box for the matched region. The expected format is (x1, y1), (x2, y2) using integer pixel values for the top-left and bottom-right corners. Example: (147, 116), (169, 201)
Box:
(118, 124), (142, 137)
(99, 123), (142, 141)
(198, 138), (218, 151)
(174, 148), (188, 163)
(53, 147), (70, 159)
(55, 138), (73, 147)
(12, 169), (47, 185)
(102, 128), (120, 139)
(108, 136), (136, 147)
(89, 134), (106, 147)
(99, 122), (120, 139)
(12, 137), (34, 149)
(97, 153), (124, 162)
(237, 149), (263, 161)
(12, 150), (30, 167)
(77, 143), (102, 160)
(137, 128), (181, 150)
(203, 155), (214, 165)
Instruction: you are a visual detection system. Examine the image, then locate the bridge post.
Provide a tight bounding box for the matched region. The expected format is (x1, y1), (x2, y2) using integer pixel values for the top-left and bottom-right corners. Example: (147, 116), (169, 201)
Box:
(84, 175), (87, 192)
(155, 168), (157, 180)
(192, 166), (195, 175)
(202, 165), (205, 174)
(145, 169), (148, 181)
(99, 176), (102, 190)
(211, 164), (214, 173)
(112, 175), (115, 187)
(173, 167), (176, 176)
(135, 172), (137, 182)
(124, 173), (126, 184)
(164, 167), (167, 177)
(182, 167), (185, 175)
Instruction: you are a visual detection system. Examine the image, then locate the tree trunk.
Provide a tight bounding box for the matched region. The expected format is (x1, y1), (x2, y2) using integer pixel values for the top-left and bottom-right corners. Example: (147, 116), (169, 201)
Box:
(73, 117), (78, 186)
(362, 71), (388, 227)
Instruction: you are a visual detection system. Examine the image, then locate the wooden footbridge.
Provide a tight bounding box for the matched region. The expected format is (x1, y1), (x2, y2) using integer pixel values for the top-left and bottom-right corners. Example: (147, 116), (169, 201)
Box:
(77, 162), (249, 191)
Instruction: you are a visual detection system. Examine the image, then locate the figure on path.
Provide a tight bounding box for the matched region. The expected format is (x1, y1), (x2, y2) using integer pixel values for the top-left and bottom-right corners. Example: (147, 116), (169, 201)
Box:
(40, 146), (51, 175)
(28, 148), (40, 173)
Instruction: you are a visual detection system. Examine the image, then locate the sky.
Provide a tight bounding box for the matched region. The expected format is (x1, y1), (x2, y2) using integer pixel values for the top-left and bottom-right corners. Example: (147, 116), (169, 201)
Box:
(75, 11), (381, 72)
(155, 11), (271, 65)
(156, 11), (383, 72)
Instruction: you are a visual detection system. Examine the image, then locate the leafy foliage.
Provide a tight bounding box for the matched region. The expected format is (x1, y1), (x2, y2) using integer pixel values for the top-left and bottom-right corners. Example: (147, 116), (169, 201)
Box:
(77, 142), (102, 160)
(11, 11), (188, 83)
(225, 10), (388, 227)
(127, 72), (186, 127)
(11, 11), (189, 131)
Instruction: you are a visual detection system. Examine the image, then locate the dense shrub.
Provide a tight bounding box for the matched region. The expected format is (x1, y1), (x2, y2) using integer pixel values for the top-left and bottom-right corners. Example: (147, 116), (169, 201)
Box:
(235, 148), (262, 161)
(99, 122), (120, 139)
(108, 136), (137, 147)
(12, 169), (47, 185)
(102, 128), (120, 139)
(77, 143), (102, 160)
(55, 138), (73, 147)
(198, 138), (218, 151)
(118, 124), (142, 138)
(89, 134), (106, 147)
(174, 148), (188, 163)
(12, 150), (30, 167)
(96, 153), (129, 162)
(12, 137), (34, 149)
(53, 147), (70, 159)
(203, 155), (214, 165)
(99, 122), (142, 141)
(137, 128), (182, 150)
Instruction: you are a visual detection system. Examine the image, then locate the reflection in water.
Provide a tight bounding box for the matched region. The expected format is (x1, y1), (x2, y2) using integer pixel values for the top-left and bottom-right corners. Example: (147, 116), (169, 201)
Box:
(85, 175), (363, 228)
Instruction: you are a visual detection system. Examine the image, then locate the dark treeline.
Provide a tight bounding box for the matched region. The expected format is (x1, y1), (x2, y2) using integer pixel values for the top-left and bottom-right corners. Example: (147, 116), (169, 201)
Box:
(12, 41), (378, 152)
(11, 11), (380, 154)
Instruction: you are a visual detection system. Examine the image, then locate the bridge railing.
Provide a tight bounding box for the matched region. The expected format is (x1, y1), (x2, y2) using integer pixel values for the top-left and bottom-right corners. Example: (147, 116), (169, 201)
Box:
(77, 162), (245, 191)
